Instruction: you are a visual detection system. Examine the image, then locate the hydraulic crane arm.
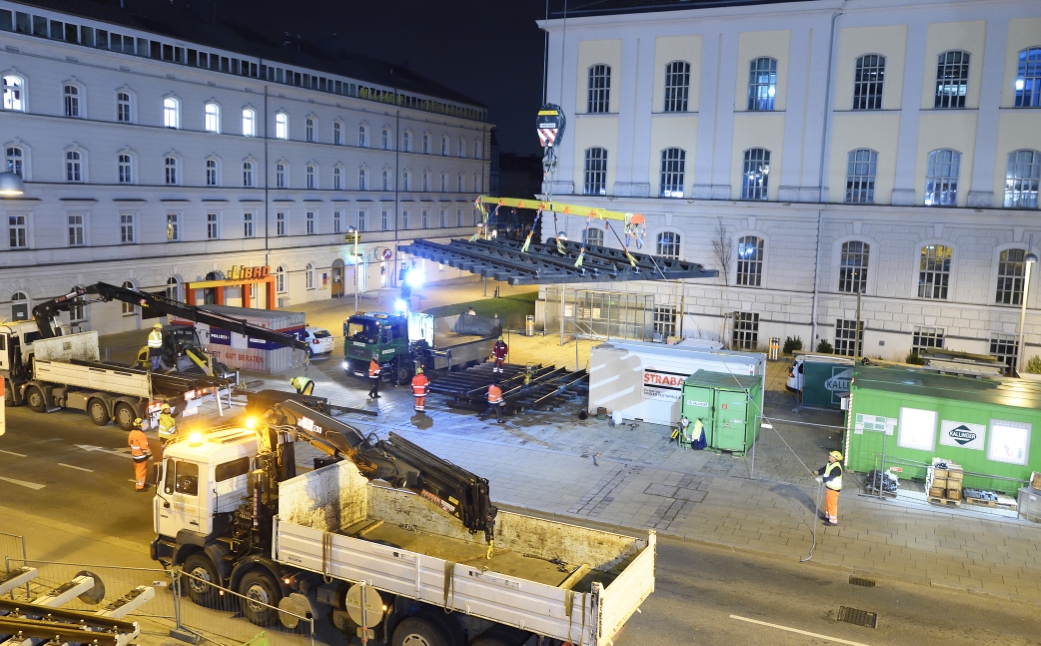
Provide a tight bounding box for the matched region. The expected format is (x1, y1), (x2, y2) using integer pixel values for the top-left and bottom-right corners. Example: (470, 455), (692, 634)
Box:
(31, 282), (309, 352)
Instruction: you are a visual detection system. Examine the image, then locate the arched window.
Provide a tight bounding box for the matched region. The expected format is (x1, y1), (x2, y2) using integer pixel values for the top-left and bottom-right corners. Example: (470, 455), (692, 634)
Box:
(1015, 48), (1041, 108)
(275, 112), (288, 139)
(585, 227), (604, 247)
(403, 131), (412, 152)
(10, 291), (29, 321)
(736, 236), (764, 287)
(305, 263), (315, 289)
(440, 172), (448, 192)
(584, 148), (608, 196)
(474, 139), (482, 159)
(276, 266), (288, 293)
(117, 91), (133, 123)
(305, 117), (316, 142)
(423, 171), (431, 192)
(423, 133), (432, 154)
(166, 277), (181, 301)
(659, 148), (685, 198)
(474, 173), (481, 192)
(918, 245), (952, 299)
(118, 152), (133, 184)
(845, 149), (877, 203)
(442, 136), (450, 156)
(306, 163), (317, 189)
(656, 232), (681, 258)
(276, 162), (287, 189)
(934, 50), (969, 109)
(358, 167), (368, 190)
(63, 84), (81, 118)
(358, 124), (368, 147)
(65, 150), (83, 183)
(402, 170), (411, 192)
(996, 248), (1027, 305)
(663, 61), (690, 112)
(839, 241), (869, 293)
(382, 127), (391, 150)
(205, 158), (219, 187)
(204, 102), (220, 133)
(1005, 150), (1040, 209)
(121, 281), (137, 315)
(458, 173), (465, 192)
(242, 160), (255, 187)
(3, 74), (25, 111)
(242, 108), (256, 136)
(853, 55), (885, 110)
(163, 96), (180, 128)
(925, 149), (960, 206)
(747, 57), (777, 111)
(165, 156), (179, 185)
(741, 148), (770, 200)
(587, 64), (611, 113)
(6, 145), (24, 177)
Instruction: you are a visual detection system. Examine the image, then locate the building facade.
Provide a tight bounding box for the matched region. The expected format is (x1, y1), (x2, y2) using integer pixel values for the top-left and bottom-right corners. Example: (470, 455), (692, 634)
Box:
(539, 0), (1041, 368)
(0, 0), (491, 334)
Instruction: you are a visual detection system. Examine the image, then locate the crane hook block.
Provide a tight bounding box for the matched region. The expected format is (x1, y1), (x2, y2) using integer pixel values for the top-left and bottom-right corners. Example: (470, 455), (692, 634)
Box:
(536, 104), (566, 149)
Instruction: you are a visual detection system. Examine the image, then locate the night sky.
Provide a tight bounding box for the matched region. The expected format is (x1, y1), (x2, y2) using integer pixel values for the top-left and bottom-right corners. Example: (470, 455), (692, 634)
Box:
(220, 0), (552, 155)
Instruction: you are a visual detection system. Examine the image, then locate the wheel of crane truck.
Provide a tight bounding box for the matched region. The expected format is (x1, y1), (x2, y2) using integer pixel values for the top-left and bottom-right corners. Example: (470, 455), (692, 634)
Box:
(114, 403), (136, 431)
(391, 615), (455, 646)
(470, 627), (530, 646)
(182, 553), (220, 608)
(238, 570), (283, 626)
(26, 387), (48, 413)
(395, 359), (413, 386)
(88, 399), (109, 426)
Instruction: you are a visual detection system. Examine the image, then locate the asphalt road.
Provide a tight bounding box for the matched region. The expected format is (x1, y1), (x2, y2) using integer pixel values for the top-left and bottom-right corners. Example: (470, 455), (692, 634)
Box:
(2, 408), (1039, 645)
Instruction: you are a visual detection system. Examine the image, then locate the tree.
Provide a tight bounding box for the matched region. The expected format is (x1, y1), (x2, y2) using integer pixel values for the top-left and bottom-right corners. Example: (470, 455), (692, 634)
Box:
(711, 218), (732, 285)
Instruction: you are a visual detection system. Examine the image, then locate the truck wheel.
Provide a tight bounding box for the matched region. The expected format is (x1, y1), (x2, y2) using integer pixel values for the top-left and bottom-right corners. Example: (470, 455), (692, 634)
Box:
(391, 616), (453, 646)
(182, 554), (219, 608)
(471, 627), (529, 646)
(88, 399), (109, 426)
(395, 359), (413, 386)
(26, 387), (47, 413)
(238, 570), (282, 626)
(114, 403), (136, 431)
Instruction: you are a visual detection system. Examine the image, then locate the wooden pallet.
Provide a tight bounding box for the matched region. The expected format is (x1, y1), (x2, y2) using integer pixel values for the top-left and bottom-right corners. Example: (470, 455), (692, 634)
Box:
(928, 496), (961, 507)
(964, 496), (1018, 511)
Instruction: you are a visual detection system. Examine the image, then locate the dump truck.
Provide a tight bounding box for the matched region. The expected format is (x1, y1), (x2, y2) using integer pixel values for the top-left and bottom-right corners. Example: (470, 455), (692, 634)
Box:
(151, 400), (654, 645)
(343, 311), (501, 384)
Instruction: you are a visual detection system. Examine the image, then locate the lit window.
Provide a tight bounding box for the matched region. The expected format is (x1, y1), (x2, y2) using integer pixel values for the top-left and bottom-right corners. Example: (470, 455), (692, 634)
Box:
(583, 148), (608, 196)
(204, 102), (220, 133)
(747, 57), (777, 111)
(659, 148), (685, 198)
(736, 236), (764, 287)
(1004, 150), (1040, 209)
(163, 97), (179, 128)
(934, 50), (969, 109)
(845, 149), (877, 203)
(925, 149), (960, 206)
(996, 248), (1027, 305)
(63, 85), (80, 117)
(65, 150), (83, 182)
(165, 156), (179, 185)
(118, 153), (133, 184)
(3, 75), (25, 111)
(242, 161), (255, 187)
(166, 213), (180, 241)
(117, 91), (132, 123)
(275, 112), (288, 139)
(663, 61), (690, 113)
(6, 147), (23, 177)
(242, 108), (256, 136)
(1015, 48), (1041, 108)
(587, 64), (611, 113)
(838, 241), (869, 293)
(656, 232), (680, 258)
(741, 149), (770, 200)
(853, 55), (885, 110)
(918, 245), (952, 299)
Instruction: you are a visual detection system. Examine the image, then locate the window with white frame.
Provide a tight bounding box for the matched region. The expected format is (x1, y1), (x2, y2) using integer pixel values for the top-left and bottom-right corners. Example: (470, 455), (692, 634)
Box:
(358, 210), (367, 232)
(736, 236), (765, 287)
(996, 248), (1027, 305)
(442, 136), (449, 156)
(440, 173), (448, 192)
(403, 131), (412, 152)
(653, 306), (677, 339)
(333, 211), (343, 234)
(1005, 150), (1040, 209)
(118, 153), (133, 184)
(165, 156), (179, 185)
(656, 232), (681, 258)
(382, 169), (391, 191)
(421, 210), (429, 228)
(834, 319), (863, 357)
(457, 209), (463, 227)
(65, 150), (83, 182)
(358, 167), (368, 190)
(583, 147), (608, 196)
(68, 288), (86, 324)
(8, 214), (26, 249)
(382, 128), (391, 150)
(306, 164), (317, 189)
(1015, 48), (1041, 108)
(845, 149), (877, 203)
(3, 74), (25, 111)
(659, 148), (685, 197)
(276, 212), (287, 236)
(897, 407), (937, 452)
(204, 102), (220, 133)
(166, 213), (180, 241)
(6, 146), (23, 177)
(68, 214), (84, 247)
(402, 210), (410, 229)
(838, 240), (869, 293)
(458, 137), (466, 158)
(853, 55), (885, 110)
(732, 312), (759, 350)
(205, 158), (218, 187)
(458, 174), (465, 192)
(305, 263), (315, 289)
(120, 213), (135, 244)
(402, 171), (411, 192)
(663, 61), (690, 112)
(585, 227), (604, 246)
(925, 149), (960, 206)
(276, 162), (287, 189)
(333, 121), (343, 145)
(587, 64), (611, 113)
(63, 84), (80, 117)
(163, 97), (179, 128)
(276, 266), (287, 293)
(423, 171), (431, 192)
(242, 160), (255, 187)
(934, 50), (969, 109)
(741, 148), (770, 200)
(117, 91), (132, 123)
(306, 211), (316, 235)
(381, 210), (389, 231)
(424, 133), (432, 154)
(242, 108), (256, 136)
(206, 212), (220, 240)
(9, 291), (28, 320)
(474, 140), (482, 159)
(990, 332), (1019, 373)
(165, 277), (180, 301)
(333, 166), (343, 190)
(988, 419), (1030, 465)
(243, 212), (255, 238)
(912, 326), (945, 355)
(306, 117), (315, 142)
(275, 112), (288, 139)
(439, 209), (446, 228)
(359, 125), (368, 147)
(918, 244), (952, 299)
(747, 57), (777, 111)
(121, 281), (137, 315)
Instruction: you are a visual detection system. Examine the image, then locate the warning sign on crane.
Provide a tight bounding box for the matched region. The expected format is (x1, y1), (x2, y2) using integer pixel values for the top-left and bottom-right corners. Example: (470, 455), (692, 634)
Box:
(536, 104), (565, 149)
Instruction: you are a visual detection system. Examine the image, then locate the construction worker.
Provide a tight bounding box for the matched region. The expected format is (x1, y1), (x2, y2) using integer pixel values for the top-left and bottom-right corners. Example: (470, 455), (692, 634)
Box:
(129, 418), (153, 492)
(691, 418), (706, 450)
(157, 404), (177, 442)
(411, 367), (430, 412)
(816, 450), (844, 526)
(290, 375), (315, 396)
(368, 354), (382, 399)
(491, 336), (508, 374)
(147, 323), (163, 370)
(466, 307), (476, 315)
(478, 381), (504, 423)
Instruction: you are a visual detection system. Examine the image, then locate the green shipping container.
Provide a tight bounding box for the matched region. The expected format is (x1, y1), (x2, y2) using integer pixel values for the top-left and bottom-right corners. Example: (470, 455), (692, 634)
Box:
(845, 365), (1041, 494)
(681, 370), (762, 455)
(802, 356), (855, 409)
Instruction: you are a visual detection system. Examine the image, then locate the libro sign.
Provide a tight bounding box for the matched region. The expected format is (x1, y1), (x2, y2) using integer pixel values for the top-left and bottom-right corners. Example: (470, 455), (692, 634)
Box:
(227, 265), (271, 280)
(940, 420), (986, 451)
(642, 368), (686, 401)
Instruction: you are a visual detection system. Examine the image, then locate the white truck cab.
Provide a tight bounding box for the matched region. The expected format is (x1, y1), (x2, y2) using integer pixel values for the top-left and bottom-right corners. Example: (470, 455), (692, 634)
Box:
(0, 318), (69, 375)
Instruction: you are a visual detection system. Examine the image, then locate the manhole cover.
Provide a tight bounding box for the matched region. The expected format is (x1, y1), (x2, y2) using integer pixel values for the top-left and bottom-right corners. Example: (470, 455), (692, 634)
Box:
(837, 606), (877, 628)
(849, 575), (876, 587)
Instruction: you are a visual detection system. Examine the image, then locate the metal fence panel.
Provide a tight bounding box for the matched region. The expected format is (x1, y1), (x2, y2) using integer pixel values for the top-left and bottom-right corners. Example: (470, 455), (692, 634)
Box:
(0, 532), (26, 572)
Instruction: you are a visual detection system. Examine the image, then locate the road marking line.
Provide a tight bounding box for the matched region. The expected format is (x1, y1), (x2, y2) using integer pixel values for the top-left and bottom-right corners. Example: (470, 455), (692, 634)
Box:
(0, 449), (28, 457)
(0, 476), (46, 490)
(729, 615), (871, 646)
(59, 463), (94, 473)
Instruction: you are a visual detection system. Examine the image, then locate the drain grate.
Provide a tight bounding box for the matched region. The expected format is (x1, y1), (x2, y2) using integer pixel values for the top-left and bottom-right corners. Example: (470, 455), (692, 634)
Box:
(849, 575), (876, 587)
(837, 606), (877, 628)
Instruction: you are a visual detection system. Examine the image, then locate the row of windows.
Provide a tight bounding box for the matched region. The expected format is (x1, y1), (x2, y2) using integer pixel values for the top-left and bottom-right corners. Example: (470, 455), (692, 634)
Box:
(1, 76), (484, 158)
(580, 145), (1041, 208)
(584, 47), (1041, 113)
(0, 7), (486, 121)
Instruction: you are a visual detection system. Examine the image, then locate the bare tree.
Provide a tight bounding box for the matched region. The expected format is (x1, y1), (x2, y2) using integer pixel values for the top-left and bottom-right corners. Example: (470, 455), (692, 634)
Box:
(711, 218), (733, 285)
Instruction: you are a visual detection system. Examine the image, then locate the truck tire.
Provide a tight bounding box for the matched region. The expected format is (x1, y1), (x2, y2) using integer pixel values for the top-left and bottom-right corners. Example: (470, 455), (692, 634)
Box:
(182, 553), (220, 608)
(395, 358), (413, 386)
(26, 387), (48, 413)
(391, 615), (454, 646)
(88, 399), (109, 426)
(114, 403), (136, 431)
(471, 627), (529, 646)
(238, 570), (282, 626)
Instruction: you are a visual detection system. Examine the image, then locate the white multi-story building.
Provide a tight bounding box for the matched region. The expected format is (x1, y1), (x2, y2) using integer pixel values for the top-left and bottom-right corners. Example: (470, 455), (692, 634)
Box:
(539, 0), (1041, 368)
(0, 0), (491, 333)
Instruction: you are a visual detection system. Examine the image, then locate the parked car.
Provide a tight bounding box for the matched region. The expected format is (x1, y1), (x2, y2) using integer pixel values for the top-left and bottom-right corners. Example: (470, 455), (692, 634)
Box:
(786, 357), (805, 392)
(303, 326), (334, 356)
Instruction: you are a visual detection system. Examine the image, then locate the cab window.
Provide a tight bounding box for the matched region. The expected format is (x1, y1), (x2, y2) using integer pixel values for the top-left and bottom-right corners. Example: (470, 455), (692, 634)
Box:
(215, 457), (250, 482)
(164, 460), (200, 496)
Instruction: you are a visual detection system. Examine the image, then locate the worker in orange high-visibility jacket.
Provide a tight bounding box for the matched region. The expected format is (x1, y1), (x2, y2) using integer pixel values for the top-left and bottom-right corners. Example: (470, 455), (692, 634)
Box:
(368, 354), (382, 399)
(128, 418), (153, 492)
(478, 381), (504, 423)
(816, 450), (844, 526)
(411, 367), (430, 412)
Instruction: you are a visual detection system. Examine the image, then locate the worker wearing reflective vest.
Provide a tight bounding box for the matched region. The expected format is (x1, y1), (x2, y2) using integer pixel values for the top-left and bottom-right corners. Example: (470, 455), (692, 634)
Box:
(411, 367), (430, 412)
(147, 323), (163, 370)
(157, 404), (177, 442)
(129, 418), (153, 491)
(816, 450), (844, 526)
(479, 381), (504, 423)
(368, 355), (382, 399)
(290, 375), (315, 396)
(491, 337), (508, 374)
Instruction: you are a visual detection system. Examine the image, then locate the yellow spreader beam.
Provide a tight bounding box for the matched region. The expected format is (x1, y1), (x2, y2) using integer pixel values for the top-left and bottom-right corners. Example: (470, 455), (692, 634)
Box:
(477, 195), (639, 223)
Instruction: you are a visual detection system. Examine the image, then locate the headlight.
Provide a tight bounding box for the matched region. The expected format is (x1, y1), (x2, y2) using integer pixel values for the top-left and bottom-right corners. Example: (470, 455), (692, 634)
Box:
(342, 361), (351, 370)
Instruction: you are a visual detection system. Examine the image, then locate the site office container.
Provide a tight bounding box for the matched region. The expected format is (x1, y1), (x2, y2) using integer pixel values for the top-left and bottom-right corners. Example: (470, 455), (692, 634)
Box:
(173, 305), (306, 374)
(845, 366), (1041, 494)
(681, 370), (762, 454)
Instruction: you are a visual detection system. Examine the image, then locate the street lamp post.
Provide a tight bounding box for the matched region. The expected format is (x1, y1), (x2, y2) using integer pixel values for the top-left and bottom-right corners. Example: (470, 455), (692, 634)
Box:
(346, 226), (360, 314)
(1017, 250), (1038, 375)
